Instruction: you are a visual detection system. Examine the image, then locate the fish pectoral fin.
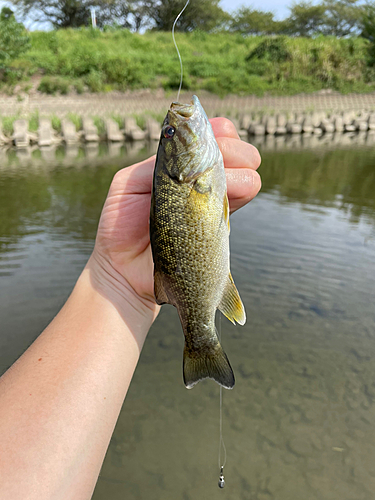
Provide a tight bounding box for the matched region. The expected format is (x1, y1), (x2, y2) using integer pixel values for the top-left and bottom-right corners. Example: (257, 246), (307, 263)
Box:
(183, 341), (235, 390)
(154, 271), (170, 305)
(218, 273), (246, 325)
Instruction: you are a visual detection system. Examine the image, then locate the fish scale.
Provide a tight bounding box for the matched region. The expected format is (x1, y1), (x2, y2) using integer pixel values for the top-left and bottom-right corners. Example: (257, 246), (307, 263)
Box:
(150, 95), (246, 389)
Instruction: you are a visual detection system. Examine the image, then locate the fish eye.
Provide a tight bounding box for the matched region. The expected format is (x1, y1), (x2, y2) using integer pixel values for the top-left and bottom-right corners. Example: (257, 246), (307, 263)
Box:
(163, 125), (175, 139)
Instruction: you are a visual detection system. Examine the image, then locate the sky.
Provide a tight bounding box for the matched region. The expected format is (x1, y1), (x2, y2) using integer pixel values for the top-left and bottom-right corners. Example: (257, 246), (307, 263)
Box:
(221, 0), (290, 19)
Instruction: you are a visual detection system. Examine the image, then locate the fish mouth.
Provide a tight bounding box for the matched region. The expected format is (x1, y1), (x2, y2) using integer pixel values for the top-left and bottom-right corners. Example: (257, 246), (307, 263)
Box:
(170, 95), (198, 118)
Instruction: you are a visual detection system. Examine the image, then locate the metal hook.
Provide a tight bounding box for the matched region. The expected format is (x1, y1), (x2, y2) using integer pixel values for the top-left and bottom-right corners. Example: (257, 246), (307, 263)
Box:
(218, 466), (225, 489)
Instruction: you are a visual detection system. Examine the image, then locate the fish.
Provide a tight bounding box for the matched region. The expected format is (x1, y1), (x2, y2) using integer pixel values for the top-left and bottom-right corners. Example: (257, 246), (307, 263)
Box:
(150, 95), (246, 390)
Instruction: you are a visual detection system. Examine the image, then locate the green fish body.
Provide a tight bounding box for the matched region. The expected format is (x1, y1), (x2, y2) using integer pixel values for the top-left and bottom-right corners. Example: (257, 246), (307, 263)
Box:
(150, 95), (246, 389)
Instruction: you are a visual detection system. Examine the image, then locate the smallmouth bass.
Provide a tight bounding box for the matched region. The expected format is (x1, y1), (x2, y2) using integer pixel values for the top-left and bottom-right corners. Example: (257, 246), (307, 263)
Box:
(150, 95), (246, 389)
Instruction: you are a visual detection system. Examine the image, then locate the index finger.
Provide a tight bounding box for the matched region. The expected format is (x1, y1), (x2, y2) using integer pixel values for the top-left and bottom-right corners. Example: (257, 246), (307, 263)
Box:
(210, 117), (240, 140)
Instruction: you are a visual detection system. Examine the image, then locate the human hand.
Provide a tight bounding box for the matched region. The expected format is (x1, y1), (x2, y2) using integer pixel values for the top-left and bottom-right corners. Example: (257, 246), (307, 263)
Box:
(90, 118), (261, 320)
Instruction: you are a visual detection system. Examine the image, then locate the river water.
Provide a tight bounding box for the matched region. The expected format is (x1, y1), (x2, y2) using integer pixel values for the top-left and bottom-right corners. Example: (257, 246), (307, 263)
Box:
(0, 137), (375, 500)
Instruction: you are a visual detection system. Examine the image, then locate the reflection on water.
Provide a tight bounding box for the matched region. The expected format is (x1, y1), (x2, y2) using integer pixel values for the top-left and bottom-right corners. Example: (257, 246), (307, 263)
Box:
(1, 129), (375, 168)
(0, 140), (375, 500)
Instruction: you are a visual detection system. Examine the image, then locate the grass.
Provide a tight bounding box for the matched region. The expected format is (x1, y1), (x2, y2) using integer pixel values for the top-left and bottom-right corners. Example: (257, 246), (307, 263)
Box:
(29, 111), (39, 132)
(93, 116), (105, 135)
(51, 115), (62, 132)
(1, 116), (17, 134)
(67, 112), (82, 131)
(1, 29), (373, 97)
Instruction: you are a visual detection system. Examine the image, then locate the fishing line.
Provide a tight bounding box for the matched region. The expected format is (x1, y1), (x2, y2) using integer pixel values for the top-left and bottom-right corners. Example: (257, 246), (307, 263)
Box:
(172, 0), (190, 102)
(217, 314), (227, 488)
(172, 1), (227, 487)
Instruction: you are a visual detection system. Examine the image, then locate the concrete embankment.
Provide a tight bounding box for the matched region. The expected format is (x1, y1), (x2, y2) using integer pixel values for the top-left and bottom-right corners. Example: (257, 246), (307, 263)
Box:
(2, 91), (375, 150)
(2, 90), (375, 117)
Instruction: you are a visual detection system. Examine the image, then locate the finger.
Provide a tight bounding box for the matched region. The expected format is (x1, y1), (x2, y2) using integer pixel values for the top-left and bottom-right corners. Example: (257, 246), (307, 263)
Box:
(210, 117), (240, 139)
(226, 169), (261, 214)
(217, 137), (261, 171)
(112, 156), (155, 195)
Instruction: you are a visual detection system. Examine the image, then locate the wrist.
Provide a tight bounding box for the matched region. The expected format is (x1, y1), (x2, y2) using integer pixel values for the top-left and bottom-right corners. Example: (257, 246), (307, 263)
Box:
(84, 252), (160, 345)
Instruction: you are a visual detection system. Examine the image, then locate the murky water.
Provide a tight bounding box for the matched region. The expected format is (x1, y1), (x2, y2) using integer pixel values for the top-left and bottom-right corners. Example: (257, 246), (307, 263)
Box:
(1, 138), (375, 500)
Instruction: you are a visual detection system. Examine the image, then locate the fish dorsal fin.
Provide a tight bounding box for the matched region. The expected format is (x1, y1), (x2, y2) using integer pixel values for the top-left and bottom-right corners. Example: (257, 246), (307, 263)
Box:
(218, 273), (246, 325)
(224, 193), (230, 233)
(154, 271), (169, 305)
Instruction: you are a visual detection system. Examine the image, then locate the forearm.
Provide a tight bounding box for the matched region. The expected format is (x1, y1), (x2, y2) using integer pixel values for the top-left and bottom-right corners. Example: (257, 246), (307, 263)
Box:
(0, 258), (157, 500)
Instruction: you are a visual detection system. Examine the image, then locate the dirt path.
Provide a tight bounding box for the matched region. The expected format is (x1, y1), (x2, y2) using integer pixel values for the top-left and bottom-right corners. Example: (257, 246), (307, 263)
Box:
(2, 90), (375, 118)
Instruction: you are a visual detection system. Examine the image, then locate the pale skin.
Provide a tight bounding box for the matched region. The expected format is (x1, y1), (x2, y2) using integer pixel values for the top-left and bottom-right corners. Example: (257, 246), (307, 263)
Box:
(0, 118), (261, 500)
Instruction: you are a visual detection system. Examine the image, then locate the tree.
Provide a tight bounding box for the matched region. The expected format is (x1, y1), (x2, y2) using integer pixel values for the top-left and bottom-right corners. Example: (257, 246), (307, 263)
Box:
(284, 1), (326, 36)
(0, 7), (30, 69)
(321, 0), (363, 36)
(11, 0), (229, 31)
(11, 0), (116, 28)
(145, 0), (230, 32)
(108, 0), (151, 31)
(229, 6), (282, 35)
(361, 3), (375, 65)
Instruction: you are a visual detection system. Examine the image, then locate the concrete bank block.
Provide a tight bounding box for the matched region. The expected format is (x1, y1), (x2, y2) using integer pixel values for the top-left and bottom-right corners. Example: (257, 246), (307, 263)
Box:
(302, 116), (313, 134)
(312, 112), (326, 128)
(249, 123), (266, 135)
(368, 113), (375, 131)
(83, 118), (99, 142)
(294, 113), (305, 124)
(62, 120), (78, 144)
(313, 127), (324, 136)
(146, 118), (160, 141)
(105, 118), (123, 142)
(124, 117), (146, 141)
(343, 111), (355, 126)
(286, 122), (302, 134)
(333, 116), (344, 132)
(38, 118), (54, 147)
(277, 114), (287, 127)
(266, 116), (276, 135)
(240, 114), (252, 131)
(354, 119), (369, 132)
(344, 123), (356, 132)
(12, 120), (29, 148)
(320, 119), (335, 133)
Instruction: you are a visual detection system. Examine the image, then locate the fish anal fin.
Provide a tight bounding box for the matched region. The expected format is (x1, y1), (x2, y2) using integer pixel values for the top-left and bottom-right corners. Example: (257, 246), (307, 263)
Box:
(218, 273), (246, 325)
(223, 193), (230, 232)
(183, 341), (235, 390)
(154, 271), (169, 305)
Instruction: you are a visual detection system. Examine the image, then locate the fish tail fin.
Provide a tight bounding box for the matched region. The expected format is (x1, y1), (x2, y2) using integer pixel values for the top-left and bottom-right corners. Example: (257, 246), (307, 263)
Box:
(183, 340), (235, 390)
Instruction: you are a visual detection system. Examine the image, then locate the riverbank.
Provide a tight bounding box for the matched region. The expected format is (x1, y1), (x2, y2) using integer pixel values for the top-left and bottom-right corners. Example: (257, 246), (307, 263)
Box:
(2, 89), (375, 118)
(2, 90), (375, 149)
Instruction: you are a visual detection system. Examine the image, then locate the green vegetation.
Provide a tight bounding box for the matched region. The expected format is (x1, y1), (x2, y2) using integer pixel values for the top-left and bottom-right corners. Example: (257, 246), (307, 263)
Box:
(0, 7), (30, 85)
(3, 0), (375, 97)
(4, 28), (372, 96)
(10, 0), (229, 31)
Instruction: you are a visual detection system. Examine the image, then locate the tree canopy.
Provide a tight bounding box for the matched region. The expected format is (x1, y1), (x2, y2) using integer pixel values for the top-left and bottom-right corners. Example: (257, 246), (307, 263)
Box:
(7, 0), (371, 37)
(0, 7), (30, 68)
(11, 0), (117, 28)
(11, 0), (229, 31)
(284, 2), (326, 36)
(229, 7), (281, 35)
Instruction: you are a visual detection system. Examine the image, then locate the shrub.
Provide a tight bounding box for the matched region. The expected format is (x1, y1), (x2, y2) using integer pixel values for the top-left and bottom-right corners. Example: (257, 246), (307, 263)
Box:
(38, 76), (70, 94)
(74, 79), (85, 94)
(85, 70), (103, 92)
(246, 37), (292, 63)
